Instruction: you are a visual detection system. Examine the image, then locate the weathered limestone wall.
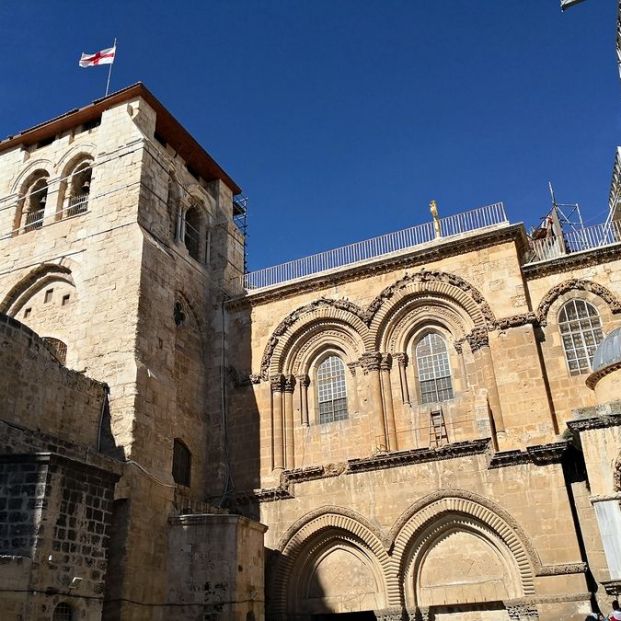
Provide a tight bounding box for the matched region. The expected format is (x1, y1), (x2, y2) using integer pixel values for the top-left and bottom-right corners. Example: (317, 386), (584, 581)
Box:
(167, 514), (267, 620)
(0, 313), (106, 448)
(0, 453), (118, 621)
(524, 257), (621, 428)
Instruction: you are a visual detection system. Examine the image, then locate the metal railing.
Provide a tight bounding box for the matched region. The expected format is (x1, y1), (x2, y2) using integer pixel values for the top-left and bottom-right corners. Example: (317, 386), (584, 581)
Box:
(66, 193), (89, 217)
(527, 220), (621, 263)
(243, 202), (508, 290)
(24, 209), (44, 232)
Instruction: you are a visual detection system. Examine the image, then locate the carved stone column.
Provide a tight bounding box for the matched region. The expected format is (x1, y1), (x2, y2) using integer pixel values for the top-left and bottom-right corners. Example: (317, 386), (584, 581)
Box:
(360, 352), (387, 452)
(297, 374), (310, 426)
(394, 352), (410, 404)
(381, 354), (398, 451)
(467, 328), (505, 434)
(283, 375), (296, 469)
(270, 375), (285, 471)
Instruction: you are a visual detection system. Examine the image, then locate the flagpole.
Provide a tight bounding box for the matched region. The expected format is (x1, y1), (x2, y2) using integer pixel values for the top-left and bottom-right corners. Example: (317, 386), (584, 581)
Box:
(105, 38), (117, 97)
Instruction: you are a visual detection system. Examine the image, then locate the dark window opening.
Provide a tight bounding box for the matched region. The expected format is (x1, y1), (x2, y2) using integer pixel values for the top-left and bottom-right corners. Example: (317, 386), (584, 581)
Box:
(174, 301), (186, 327)
(44, 289), (53, 303)
(24, 177), (48, 232)
(53, 602), (74, 621)
(184, 206), (202, 261)
(186, 164), (199, 180)
(62, 294), (70, 306)
(67, 162), (92, 217)
(172, 439), (192, 486)
(81, 116), (101, 132)
(35, 136), (55, 149)
(154, 131), (167, 146)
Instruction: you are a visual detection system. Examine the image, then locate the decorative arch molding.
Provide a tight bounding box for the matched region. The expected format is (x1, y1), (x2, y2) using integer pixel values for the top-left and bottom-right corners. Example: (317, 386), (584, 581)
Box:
(10, 160), (54, 193)
(260, 299), (371, 381)
(271, 506), (398, 614)
(56, 144), (96, 176)
(390, 490), (538, 599)
(0, 263), (74, 314)
(368, 271), (495, 345)
(537, 279), (621, 326)
(287, 323), (363, 376)
(379, 295), (471, 353)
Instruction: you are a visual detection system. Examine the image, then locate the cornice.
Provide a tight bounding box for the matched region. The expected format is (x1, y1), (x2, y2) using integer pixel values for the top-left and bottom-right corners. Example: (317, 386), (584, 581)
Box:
(586, 361), (621, 389)
(347, 439), (491, 473)
(567, 413), (621, 432)
(227, 225), (526, 309)
(488, 441), (568, 469)
(522, 243), (621, 280)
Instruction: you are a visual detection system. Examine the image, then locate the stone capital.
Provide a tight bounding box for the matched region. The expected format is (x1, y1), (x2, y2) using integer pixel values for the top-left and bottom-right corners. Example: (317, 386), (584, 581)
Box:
(380, 353), (393, 371)
(283, 375), (296, 393)
(296, 373), (310, 387)
(270, 374), (284, 393)
(359, 352), (382, 373)
(394, 352), (408, 368)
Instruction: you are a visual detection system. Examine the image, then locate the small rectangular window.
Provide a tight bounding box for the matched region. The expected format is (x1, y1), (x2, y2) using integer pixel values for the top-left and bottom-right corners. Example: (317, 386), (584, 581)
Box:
(62, 294), (70, 306)
(44, 289), (53, 303)
(24, 308), (32, 318)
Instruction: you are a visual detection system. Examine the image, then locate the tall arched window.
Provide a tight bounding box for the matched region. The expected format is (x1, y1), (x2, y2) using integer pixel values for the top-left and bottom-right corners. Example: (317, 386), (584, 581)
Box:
(415, 332), (453, 404)
(316, 355), (348, 423)
(184, 205), (203, 262)
(53, 603), (74, 621)
(559, 299), (604, 374)
(66, 161), (92, 217)
(172, 439), (192, 486)
(22, 175), (49, 232)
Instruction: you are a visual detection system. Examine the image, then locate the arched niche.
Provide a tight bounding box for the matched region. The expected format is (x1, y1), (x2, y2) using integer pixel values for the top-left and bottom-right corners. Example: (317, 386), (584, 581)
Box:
(392, 492), (537, 610)
(270, 507), (395, 617)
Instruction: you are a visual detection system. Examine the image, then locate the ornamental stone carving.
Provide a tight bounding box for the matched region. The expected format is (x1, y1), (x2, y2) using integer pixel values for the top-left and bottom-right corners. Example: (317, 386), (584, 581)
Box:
(283, 375), (296, 393)
(359, 352), (382, 373)
(270, 374), (284, 392)
(466, 327), (489, 352)
(536, 278), (621, 326)
(394, 352), (408, 368)
(380, 353), (393, 371)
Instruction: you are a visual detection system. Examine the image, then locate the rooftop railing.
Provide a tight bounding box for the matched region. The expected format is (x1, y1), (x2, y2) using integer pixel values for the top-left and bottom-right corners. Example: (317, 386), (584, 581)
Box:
(526, 219), (621, 263)
(243, 202), (508, 291)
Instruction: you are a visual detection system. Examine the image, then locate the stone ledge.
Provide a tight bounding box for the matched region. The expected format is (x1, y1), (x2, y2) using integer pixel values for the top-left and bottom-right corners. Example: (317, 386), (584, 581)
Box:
(488, 441), (567, 469)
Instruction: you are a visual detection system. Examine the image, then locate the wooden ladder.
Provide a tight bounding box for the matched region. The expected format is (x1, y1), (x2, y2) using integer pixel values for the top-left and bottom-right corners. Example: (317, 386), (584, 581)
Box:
(429, 408), (448, 447)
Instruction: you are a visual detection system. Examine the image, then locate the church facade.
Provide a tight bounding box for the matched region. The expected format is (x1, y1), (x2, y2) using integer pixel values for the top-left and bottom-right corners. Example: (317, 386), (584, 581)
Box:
(0, 83), (620, 621)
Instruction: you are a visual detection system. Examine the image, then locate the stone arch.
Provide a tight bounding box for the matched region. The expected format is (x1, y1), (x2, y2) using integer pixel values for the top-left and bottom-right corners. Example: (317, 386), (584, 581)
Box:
(260, 299), (371, 381)
(0, 263), (74, 314)
(369, 271), (495, 351)
(379, 295), (471, 354)
(57, 147), (95, 179)
(271, 506), (397, 616)
(10, 159), (54, 194)
(13, 167), (51, 233)
(391, 490), (538, 607)
(537, 279), (621, 326)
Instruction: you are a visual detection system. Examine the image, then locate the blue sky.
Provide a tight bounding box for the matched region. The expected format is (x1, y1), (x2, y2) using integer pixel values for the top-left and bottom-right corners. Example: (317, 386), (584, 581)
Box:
(0, 1), (619, 270)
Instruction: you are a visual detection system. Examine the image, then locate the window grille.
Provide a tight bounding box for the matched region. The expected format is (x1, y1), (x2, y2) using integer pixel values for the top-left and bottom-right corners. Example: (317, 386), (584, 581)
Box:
(172, 439), (192, 486)
(23, 177), (48, 232)
(53, 603), (73, 621)
(316, 355), (348, 424)
(559, 299), (604, 374)
(415, 332), (453, 404)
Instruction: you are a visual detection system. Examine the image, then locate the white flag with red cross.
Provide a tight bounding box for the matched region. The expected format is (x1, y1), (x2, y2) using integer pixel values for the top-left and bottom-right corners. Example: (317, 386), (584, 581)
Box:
(79, 46), (116, 67)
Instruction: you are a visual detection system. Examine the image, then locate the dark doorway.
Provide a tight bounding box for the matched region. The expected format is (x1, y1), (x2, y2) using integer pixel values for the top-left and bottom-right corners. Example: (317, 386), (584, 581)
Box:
(312, 612), (376, 620)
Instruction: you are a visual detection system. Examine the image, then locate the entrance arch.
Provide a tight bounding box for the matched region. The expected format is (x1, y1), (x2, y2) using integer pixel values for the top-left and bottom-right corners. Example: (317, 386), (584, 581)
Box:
(270, 508), (393, 619)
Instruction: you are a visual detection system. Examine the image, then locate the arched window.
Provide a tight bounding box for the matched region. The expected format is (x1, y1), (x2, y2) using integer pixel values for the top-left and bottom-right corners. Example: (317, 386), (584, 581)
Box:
(53, 602), (74, 621)
(172, 439), (192, 486)
(66, 161), (92, 217)
(559, 299), (604, 374)
(316, 355), (348, 424)
(184, 205), (202, 262)
(414, 332), (453, 404)
(23, 175), (49, 232)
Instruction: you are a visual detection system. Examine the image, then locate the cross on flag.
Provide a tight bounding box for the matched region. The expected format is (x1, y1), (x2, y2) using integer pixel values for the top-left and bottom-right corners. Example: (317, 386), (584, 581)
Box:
(79, 46), (116, 67)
